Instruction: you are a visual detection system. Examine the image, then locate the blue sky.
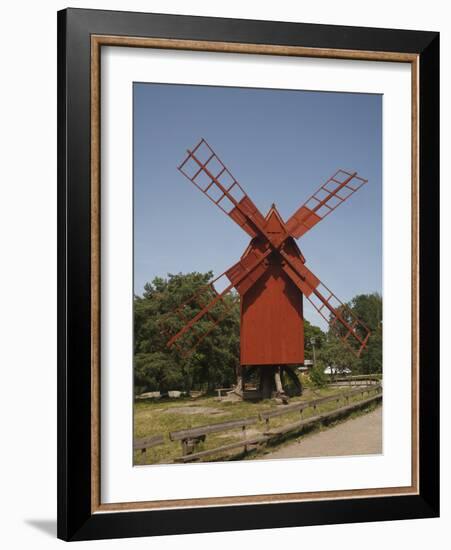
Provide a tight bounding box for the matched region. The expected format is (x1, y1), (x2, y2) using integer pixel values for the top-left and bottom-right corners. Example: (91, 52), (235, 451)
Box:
(133, 83), (382, 329)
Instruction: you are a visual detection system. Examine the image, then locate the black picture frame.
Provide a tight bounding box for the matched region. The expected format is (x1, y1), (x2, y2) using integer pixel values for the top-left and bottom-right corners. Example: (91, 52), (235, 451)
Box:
(57, 8), (439, 541)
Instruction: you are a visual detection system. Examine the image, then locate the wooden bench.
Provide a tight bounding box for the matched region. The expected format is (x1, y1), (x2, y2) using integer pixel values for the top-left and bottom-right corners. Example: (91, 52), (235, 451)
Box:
(216, 387), (233, 399)
(169, 417), (260, 462)
(136, 391), (161, 400)
(189, 390), (204, 399)
(133, 434), (165, 455)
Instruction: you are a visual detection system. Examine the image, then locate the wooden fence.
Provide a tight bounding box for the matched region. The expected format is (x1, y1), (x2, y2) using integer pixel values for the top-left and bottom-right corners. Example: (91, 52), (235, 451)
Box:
(134, 384), (382, 464)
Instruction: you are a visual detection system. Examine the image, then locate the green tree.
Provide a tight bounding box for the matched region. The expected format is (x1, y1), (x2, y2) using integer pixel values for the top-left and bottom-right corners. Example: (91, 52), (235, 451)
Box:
(304, 320), (326, 360)
(319, 335), (359, 374)
(347, 293), (383, 374)
(134, 272), (240, 395)
(318, 292), (383, 375)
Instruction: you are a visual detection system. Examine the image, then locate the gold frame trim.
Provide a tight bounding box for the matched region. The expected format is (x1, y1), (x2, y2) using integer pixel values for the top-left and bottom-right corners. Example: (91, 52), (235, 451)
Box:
(90, 35), (420, 514)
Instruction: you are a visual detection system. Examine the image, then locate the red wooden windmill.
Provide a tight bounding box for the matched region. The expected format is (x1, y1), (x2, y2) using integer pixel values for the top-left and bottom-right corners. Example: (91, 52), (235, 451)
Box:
(164, 138), (371, 399)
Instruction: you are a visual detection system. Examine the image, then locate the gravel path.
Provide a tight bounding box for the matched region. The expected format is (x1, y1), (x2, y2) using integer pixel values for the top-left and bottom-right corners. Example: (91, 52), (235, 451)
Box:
(259, 406), (382, 460)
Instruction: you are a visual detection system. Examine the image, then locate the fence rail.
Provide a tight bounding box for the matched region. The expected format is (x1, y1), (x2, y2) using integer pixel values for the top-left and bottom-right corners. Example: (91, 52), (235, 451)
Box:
(133, 434), (165, 458)
(328, 375), (381, 386)
(260, 384), (381, 422)
(169, 417), (258, 442)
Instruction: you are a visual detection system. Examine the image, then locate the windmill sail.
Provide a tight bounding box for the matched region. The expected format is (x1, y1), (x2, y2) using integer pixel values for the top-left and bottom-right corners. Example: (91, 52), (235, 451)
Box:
(163, 248), (272, 357)
(305, 282), (371, 357)
(279, 253), (370, 357)
(162, 277), (236, 358)
(178, 138), (267, 238)
(286, 170), (368, 239)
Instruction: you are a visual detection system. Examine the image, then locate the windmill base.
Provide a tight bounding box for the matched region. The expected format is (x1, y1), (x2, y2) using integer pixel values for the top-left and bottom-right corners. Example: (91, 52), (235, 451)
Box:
(232, 365), (303, 402)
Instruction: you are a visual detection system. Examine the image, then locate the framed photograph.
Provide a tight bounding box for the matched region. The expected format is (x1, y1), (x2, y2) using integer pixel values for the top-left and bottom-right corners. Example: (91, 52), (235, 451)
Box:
(57, 8), (439, 541)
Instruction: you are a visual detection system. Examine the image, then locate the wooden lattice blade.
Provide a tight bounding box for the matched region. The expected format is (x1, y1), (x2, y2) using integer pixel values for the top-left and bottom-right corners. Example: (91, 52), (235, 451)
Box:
(163, 248), (272, 357)
(286, 169), (368, 239)
(178, 138), (267, 239)
(280, 255), (371, 357)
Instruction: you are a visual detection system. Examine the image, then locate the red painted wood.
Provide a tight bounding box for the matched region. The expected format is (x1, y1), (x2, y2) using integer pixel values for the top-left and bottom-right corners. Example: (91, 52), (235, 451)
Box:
(239, 208), (304, 366)
(240, 256), (304, 365)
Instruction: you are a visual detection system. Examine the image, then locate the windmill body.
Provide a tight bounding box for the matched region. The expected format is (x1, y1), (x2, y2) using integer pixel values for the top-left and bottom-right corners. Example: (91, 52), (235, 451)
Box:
(240, 206), (304, 366)
(164, 138), (371, 399)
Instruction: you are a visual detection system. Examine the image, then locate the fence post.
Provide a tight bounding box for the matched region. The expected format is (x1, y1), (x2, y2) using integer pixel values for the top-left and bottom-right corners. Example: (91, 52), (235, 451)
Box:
(182, 439), (188, 456)
(242, 424), (248, 453)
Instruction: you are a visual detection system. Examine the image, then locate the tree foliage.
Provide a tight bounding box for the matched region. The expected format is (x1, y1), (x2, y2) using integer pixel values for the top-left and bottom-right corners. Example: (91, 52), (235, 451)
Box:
(134, 272), (240, 395)
(305, 292), (383, 378)
(319, 292), (383, 375)
(303, 320), (326, 360)
(320, 336), (359, 373)
(346, 293), (383, 374)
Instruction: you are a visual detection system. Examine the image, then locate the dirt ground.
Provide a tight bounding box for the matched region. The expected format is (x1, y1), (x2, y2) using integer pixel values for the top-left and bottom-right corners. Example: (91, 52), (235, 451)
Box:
(258, 406), (382, 460)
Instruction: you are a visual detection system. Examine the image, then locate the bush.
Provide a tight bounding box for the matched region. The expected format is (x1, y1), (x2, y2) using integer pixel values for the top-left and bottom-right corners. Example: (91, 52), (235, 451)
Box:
(308, 363), (327, 388)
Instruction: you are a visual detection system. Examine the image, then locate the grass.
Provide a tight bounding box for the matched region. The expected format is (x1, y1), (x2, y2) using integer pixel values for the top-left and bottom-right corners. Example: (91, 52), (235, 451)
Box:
(134, 385), (381, 465)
